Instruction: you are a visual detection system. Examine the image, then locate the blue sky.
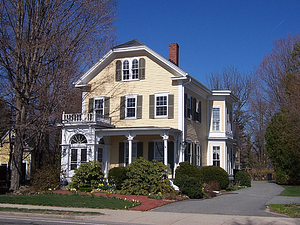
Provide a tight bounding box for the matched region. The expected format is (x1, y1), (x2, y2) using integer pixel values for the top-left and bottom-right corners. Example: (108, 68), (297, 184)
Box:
(115, 0), (300, 85)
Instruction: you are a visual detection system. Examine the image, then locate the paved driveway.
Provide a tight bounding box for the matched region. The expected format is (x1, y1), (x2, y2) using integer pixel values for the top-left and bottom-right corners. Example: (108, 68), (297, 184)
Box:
(153, 181), (291, 217)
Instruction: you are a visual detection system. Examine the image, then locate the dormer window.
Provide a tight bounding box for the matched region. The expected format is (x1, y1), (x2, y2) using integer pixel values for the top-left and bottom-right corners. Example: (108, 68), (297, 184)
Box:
(116, 58), (145, 81)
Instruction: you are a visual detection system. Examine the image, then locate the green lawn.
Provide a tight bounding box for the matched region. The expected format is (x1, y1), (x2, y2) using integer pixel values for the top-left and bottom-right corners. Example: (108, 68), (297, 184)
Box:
(280, 185), (300, 197)
(0, 193), (140, 210)
(269, 204), (300, 217)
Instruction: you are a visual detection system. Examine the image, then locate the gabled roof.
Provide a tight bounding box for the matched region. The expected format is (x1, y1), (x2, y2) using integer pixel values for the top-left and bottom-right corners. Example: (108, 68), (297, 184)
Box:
(112, 39), (144, 49)
(74, 39), (188, 87)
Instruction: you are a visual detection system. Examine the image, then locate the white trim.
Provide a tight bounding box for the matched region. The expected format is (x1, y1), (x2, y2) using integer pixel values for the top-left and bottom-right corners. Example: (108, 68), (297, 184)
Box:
(154, 92), (169, 119)
(125, 94), (138, 119)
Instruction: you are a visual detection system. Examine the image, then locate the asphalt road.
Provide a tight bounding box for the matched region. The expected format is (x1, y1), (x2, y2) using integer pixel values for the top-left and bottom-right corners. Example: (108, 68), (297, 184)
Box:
(153, 181), (286, 217)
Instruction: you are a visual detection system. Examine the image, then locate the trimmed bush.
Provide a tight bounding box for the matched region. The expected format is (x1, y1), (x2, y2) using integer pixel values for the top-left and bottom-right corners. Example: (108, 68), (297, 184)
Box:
(108, 166), (128, 190)
(174, 162), (201, 191)
(71, 161), (104, 189)
(199, 166), (230, 190)
(174, 174), (204, 199)
(121, 157), (173, 195)
(234, 170), (251, 187)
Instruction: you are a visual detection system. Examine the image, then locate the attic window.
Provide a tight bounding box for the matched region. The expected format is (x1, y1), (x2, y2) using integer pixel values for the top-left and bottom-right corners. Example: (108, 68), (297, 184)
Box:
(116, 58), (145, 81)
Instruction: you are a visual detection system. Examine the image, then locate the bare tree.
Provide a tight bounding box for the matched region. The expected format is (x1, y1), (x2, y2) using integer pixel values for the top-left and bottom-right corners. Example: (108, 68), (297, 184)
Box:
(0, 0), (117, 191)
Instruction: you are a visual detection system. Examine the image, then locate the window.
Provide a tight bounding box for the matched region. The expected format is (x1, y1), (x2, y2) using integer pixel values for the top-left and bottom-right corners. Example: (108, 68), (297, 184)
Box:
(97, 148), (103, 163)
(123, 60), (130, 80)
(125, 95), (137, 118)
(125, 142), (137, 165)
(154, 142), (164, 162)
(71, 149), (77, 170)
(70, 134), (87, 144)
(213, 146), (220, 166)
(132, 59), (138, 79)
(94, 98), (104, 121)
(212, 108), (220, 131)
(81, 149), (87, 163)
(196, 143), (201, 167)
(122, 58), (139, 80)
(185, 141), (191, 163)
(155, 94), (168, 117)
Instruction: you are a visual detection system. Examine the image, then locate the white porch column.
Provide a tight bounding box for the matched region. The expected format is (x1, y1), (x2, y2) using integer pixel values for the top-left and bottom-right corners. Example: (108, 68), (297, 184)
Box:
(161, 133), (169, 166)
(125, 133), (136, 164)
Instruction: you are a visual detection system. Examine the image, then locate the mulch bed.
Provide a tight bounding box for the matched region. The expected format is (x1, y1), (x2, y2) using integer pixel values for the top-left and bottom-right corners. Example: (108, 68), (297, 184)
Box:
(54, 190), (181, 211)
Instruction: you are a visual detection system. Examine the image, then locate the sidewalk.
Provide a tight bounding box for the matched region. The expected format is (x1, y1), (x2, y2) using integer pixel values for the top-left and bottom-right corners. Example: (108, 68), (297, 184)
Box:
(0, 203), (299, 225)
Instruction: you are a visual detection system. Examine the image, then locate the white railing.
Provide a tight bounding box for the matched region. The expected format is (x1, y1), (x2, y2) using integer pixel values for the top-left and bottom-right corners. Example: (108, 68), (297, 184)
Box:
(62, 112), (111, 125)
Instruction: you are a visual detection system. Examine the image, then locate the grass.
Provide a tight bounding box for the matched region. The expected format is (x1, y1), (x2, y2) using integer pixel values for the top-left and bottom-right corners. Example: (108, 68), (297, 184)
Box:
(0, 192), (140, 210)
(280, 185), (300, 197)
(0, 207), (103, 215)
(269, 204), (300, 217)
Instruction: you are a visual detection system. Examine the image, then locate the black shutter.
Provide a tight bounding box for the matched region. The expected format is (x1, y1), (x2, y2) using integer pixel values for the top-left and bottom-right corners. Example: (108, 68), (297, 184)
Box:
(104, 97), (110, 116)
(149, 95), (154, 119)
(192, 97), (196, 120)
(198, 100), (201, 123)
(116, 60), (122, 81)
(184, 94), (187, 118)
(120, 96), (125, 120)
(88, 98), (93, 113)
(148, 142), (154, 161)
(168, 141), (174, 170)
(168, 94), (174, 119)
(137, 142), (143, 158)
(139, 58), (145, 80)
(137, 95), (142, 119)
(119, 142), (124, 164)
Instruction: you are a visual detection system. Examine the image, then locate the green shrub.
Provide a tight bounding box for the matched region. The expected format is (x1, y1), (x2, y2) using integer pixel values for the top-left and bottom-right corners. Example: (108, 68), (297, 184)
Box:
(71, 161), (104, 189)
(234, 170), (251, 187)
(108, 167), (128, 190)
(199, 166), (230, 190)
(121, 157), (173, 195)
(30, 164), (60, 191)
(275, 169), (290, 185)
(174, 174), (203, 199)
(173, 162), (203, 196)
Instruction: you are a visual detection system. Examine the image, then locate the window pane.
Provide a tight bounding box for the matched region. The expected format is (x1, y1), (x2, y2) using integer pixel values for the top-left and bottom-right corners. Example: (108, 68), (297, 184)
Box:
(123, 60), (129, 80)
(81, 149), (87, 163)
(154, 142), (164, 162)
(213, 146), (220, 167)
(95, 99), (103, 109)
(156, 95), (167, 116)
(97, 148), (103, 163)
(71, 149), (77, 170)
(126, 97), (136, 118)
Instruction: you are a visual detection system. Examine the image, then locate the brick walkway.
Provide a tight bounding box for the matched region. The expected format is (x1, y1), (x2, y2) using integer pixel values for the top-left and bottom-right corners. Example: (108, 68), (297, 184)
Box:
(54, 190), (173, 211)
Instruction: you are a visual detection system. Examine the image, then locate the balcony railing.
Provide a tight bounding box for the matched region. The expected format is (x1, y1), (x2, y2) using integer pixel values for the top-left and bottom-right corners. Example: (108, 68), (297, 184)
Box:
(62, 112), (111, 125)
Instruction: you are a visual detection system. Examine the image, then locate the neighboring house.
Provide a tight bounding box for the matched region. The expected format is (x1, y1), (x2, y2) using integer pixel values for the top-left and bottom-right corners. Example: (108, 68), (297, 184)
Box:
(60, 39), (239, 181)
(0, 130), (31, 183)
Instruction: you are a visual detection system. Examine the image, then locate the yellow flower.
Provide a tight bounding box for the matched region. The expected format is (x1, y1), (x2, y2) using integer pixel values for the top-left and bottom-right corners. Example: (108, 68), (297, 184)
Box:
(158, 192), (161, 195)
(48, 188), (52, 191)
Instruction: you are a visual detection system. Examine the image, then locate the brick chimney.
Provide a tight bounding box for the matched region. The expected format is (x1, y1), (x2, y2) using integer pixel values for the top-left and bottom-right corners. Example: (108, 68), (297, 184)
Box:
(169, 43), (179, 66)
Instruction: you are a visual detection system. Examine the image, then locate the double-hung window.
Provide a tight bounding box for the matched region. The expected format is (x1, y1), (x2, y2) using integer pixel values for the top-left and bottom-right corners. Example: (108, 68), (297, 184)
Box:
(125, 95), (137, 119)
(213, 146), (220, 166)
(155, 94), (168, 118)
(122, 58), (139, 81)
(212, 108), (220, 131)
(196, 143), (201, 167)
(94, 97), (104, 121)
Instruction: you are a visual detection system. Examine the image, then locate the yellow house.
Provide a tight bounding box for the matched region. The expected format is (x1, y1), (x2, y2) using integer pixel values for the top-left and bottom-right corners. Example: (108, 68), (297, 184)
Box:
(60, 40), (239, 181)
(0, 130), (31, 183)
